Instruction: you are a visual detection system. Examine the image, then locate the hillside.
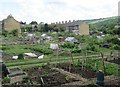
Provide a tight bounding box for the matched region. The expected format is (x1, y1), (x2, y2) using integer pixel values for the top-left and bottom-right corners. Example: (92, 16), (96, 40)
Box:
(84, 16), (120, 35)
(86, 16), (119, 25)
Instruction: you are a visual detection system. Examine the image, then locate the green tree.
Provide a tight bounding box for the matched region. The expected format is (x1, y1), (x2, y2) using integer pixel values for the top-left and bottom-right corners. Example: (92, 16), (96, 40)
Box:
(21, 27), (26, 32)
(43, 23), (49, 32)
(30, 21), (38, 25)
(112, 26), (120, 35)
(112, 44), (120, 50)
(58, 24), (65, 32)
(105, 35), (120, 45)
(54, 26), (59, 32)
(26, 26), (32, 32)
(49, 24), (65, 32)
(38, 22), (44, 32)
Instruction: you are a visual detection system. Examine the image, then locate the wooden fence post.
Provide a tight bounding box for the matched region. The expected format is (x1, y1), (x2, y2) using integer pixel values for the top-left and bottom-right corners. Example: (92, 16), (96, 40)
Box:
(70, 51), (74, 65)
(57, 48), (59, 63)
(100, 52), (106, 75)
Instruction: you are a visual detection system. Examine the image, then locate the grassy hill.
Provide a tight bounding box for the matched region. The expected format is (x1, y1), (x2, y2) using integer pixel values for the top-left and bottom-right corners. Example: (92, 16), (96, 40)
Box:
(84, 16), (120, 35)
(86, 16), (119, 25)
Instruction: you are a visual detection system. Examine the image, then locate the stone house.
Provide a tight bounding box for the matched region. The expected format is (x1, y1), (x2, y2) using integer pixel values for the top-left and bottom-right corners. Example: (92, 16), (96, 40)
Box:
(64, 20), (89, 35)
(2, 15), (20, 32)
(53, 20), (89, 35)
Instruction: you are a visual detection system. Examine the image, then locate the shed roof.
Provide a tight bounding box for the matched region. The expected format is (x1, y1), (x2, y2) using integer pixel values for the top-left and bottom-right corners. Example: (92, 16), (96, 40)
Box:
(50, 44), (59, 50)
(24, 53), (37, 57)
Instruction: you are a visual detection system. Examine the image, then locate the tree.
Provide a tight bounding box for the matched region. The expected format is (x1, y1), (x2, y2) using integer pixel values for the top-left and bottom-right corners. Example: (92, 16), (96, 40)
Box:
(49, 24), (65, 32)
(112, 26), (120, 35)
(43, 23), (49, 32)
(54, 26), (59, 32)
(89, 24), (100, 31)
(38, 22), (44, 32)
(57, 24), (65, 32)
(21, 27), (26, 32)
(112, 44), (120, 50)
(105, 35), (120, 45)
(26, 26), (32, 32)
(30, 21), (38, 25)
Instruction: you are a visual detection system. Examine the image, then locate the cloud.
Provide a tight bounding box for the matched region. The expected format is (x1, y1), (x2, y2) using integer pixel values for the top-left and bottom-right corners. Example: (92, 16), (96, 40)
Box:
(0, 0), (119, 23)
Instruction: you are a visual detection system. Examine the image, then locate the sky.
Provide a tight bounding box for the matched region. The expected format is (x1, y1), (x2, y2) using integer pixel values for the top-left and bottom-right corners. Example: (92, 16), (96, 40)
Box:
(0, 0), (119, 24)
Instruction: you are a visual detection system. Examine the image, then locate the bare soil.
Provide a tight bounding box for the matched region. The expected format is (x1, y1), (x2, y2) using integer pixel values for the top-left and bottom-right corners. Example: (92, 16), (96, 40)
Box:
(22, 66), (78, 86)
(56, 63), (96, 79)
(108, 58), (120, 65)
(2, 63), (120, 87)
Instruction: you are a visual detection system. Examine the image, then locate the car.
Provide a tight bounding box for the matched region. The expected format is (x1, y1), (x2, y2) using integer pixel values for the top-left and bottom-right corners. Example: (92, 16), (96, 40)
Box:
(74, 41), (80, 44)
(99, 44), (111, 48)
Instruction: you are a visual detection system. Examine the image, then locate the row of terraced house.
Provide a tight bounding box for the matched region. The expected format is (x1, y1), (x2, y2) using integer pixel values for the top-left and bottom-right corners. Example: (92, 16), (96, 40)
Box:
(0, 15), (89, 35)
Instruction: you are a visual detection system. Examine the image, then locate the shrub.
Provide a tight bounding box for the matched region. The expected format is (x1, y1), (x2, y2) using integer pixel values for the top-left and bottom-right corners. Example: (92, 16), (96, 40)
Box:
(105, 35), (120, 45)
(18, 53), (24, 59)
(2, 46), (9, 50)
(76, 59), (82, 67)
(86, 44), (99, 52)
(72, 47), (81, 53)
(112, 44), (120, 50)
(60, 42), (81, 53)
(32, 47), (53, 55)
(2, 77), (10, 84)
(11, 29), (18, 36)
(2, 30), (8, 37)
(60, 42), (77, 48)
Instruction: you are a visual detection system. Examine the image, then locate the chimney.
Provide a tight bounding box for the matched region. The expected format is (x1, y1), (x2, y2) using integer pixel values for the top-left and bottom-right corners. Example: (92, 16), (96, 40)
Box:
(62, 21), (64, 24)
(65, 21), (67, 23)
(56, 22), (58, 24)
(69, 20), (71, 23)
(73, 20), (75, 22)
(59, 21), (61, 24)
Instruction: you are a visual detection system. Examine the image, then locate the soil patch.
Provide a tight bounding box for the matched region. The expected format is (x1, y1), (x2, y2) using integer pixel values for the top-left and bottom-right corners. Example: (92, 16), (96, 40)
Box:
(56, 62), (96, 79)
(108, 58), (120, 65)
(23, 66), (78, 86)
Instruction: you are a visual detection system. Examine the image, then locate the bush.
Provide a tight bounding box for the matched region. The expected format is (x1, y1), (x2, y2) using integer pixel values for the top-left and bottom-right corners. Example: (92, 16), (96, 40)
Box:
(72, 47), (81, 53)
(112, 44), (120, 50)
(2, 30), (8, 37)
(32, 47), (53, 55)
(2, 46), (10, 50)
(18, 53), (24, 59)
(86, 43), (99, 52)
(76, 59), (82, 67)
(105, 35), (120, 45)
(2, 77), (10, 84)
(60, 42), (77, 48)
(60, 42), (81, 53)
(11, 29), (18, 36)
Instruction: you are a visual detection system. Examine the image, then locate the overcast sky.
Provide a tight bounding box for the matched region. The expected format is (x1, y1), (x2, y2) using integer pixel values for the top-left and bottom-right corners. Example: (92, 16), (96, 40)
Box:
(0, 0), (119, 24)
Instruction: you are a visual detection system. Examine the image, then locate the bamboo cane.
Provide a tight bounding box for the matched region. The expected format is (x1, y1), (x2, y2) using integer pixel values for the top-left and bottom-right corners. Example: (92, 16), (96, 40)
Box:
(100, 52), (106, 75)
